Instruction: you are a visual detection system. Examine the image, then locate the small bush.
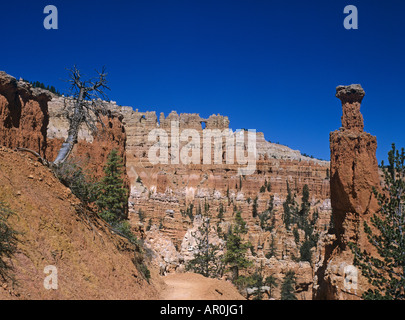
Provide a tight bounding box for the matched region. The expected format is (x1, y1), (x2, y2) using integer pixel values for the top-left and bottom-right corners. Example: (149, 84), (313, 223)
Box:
(0, 202), (19, 282)
(54, 158), (98, 205)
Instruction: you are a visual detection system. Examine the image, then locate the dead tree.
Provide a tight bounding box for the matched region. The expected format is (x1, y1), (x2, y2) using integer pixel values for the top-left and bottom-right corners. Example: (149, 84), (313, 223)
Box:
(17, 66), (111, 167)
(52, 65), (110, 166)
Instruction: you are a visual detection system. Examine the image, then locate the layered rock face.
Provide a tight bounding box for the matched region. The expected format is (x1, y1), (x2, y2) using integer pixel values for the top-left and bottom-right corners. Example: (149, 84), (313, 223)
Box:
(0, 72), (52, 157)
(313, 84), (380, 300)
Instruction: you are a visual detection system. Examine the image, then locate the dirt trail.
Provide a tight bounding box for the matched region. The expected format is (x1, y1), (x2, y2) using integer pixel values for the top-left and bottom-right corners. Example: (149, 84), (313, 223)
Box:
(160, 273), (245, 300)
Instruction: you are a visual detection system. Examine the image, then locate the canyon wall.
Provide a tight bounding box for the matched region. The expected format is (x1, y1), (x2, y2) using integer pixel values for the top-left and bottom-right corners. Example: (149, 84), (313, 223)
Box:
(45, 93), (332, 299)
(0, 71), (334, 300)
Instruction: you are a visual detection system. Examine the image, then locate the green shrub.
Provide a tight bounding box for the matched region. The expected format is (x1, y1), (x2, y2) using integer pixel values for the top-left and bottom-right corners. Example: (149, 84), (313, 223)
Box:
(96, 149), (128, 224)
(54, 158), (98, 205)
(0, 202), (19, 282)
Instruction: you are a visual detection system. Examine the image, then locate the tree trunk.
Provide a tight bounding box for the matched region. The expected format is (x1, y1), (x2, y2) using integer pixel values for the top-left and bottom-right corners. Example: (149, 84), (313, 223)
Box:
(53, 89), (84, 166)
(231, 266), (239, 282)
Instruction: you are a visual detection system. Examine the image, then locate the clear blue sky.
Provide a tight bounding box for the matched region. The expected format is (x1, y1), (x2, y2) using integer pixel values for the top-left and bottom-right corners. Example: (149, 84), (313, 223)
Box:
(1, 0), (404, 162)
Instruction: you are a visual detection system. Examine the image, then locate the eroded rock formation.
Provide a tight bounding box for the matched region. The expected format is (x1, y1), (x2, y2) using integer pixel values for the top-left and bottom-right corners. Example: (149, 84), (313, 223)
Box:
(0, 73), (128, 182)
(0, 72), (52, 157)
(313, 84), (381, 300)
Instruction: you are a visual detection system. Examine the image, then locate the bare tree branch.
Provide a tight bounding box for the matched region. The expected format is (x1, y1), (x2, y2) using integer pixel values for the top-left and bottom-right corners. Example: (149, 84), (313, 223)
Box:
(52, 66), (111, 167)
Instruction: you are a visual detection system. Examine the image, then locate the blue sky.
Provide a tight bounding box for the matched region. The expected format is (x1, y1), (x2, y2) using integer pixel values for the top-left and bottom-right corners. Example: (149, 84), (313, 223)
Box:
(1, 0), (404, 162)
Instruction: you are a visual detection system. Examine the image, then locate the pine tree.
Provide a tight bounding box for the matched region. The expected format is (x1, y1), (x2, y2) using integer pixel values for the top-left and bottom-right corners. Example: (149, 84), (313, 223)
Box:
(250, 271), (264, 300)
(266, 181), (272, 192)
(281, 270), (297, 300)
(266, 234), (276, 259)
(264, 274), (278, 299)
(252, 197), (258, 218)
(186, 210), (224, 278)
(0, 202), (19, 282)
(217, 202), (225, 221)
(224, 211), (252, 282)
(349, 143), (405, 300)
(96, 149), (128, 224)
(299, 239), (313, 263)
(283, 181), (297, 230)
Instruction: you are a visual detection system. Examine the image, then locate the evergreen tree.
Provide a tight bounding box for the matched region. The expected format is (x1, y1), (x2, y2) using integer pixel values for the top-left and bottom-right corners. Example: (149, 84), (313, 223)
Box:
(281, 270), (297, 300)
(295, 184), (310, 230)
(268, 195), (275, 231)
(219, 202), (225, 218)
(266, 181), (272, 192)
(299, 239), (313, 263)
(186, 203), (194, 222)
(250, 271), (264, 300)
(264, 274), (278, 299)
(0, 202), (19, 282)
(186, 212), (224, 278)
(96, 149), (128, 224)
(349, 144), (405, 300)
(282, 181), (297, 230)
(265, 234), (276, 259)
(55, 158), (98, 205)
(252, 197), (258, 218)
(224, 211), (252, 282)
(293, 227), (300, 244)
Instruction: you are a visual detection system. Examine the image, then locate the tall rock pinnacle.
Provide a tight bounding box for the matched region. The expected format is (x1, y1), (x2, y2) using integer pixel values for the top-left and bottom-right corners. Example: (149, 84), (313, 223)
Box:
(314, 84), (381, 300)
(336, 84), (365, 133)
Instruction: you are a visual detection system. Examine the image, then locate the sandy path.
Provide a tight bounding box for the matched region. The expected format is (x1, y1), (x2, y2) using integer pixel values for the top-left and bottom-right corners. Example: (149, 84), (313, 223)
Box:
(160, 273), (245, 300)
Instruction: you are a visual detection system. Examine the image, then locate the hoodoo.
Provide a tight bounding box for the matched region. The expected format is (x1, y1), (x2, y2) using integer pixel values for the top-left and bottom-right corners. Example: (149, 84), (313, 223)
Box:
(314, 84), (381, 300)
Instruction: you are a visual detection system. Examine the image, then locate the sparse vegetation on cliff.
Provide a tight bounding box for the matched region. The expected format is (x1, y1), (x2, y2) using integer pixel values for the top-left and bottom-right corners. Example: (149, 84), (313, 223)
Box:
(0, 202), (19, 283)
(54, 158), (98, 205)
(26, 80), (62, 96)
(282, 181), (295, 230)
(350, 144), (405, 300)
(56, 149), (150, 282)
